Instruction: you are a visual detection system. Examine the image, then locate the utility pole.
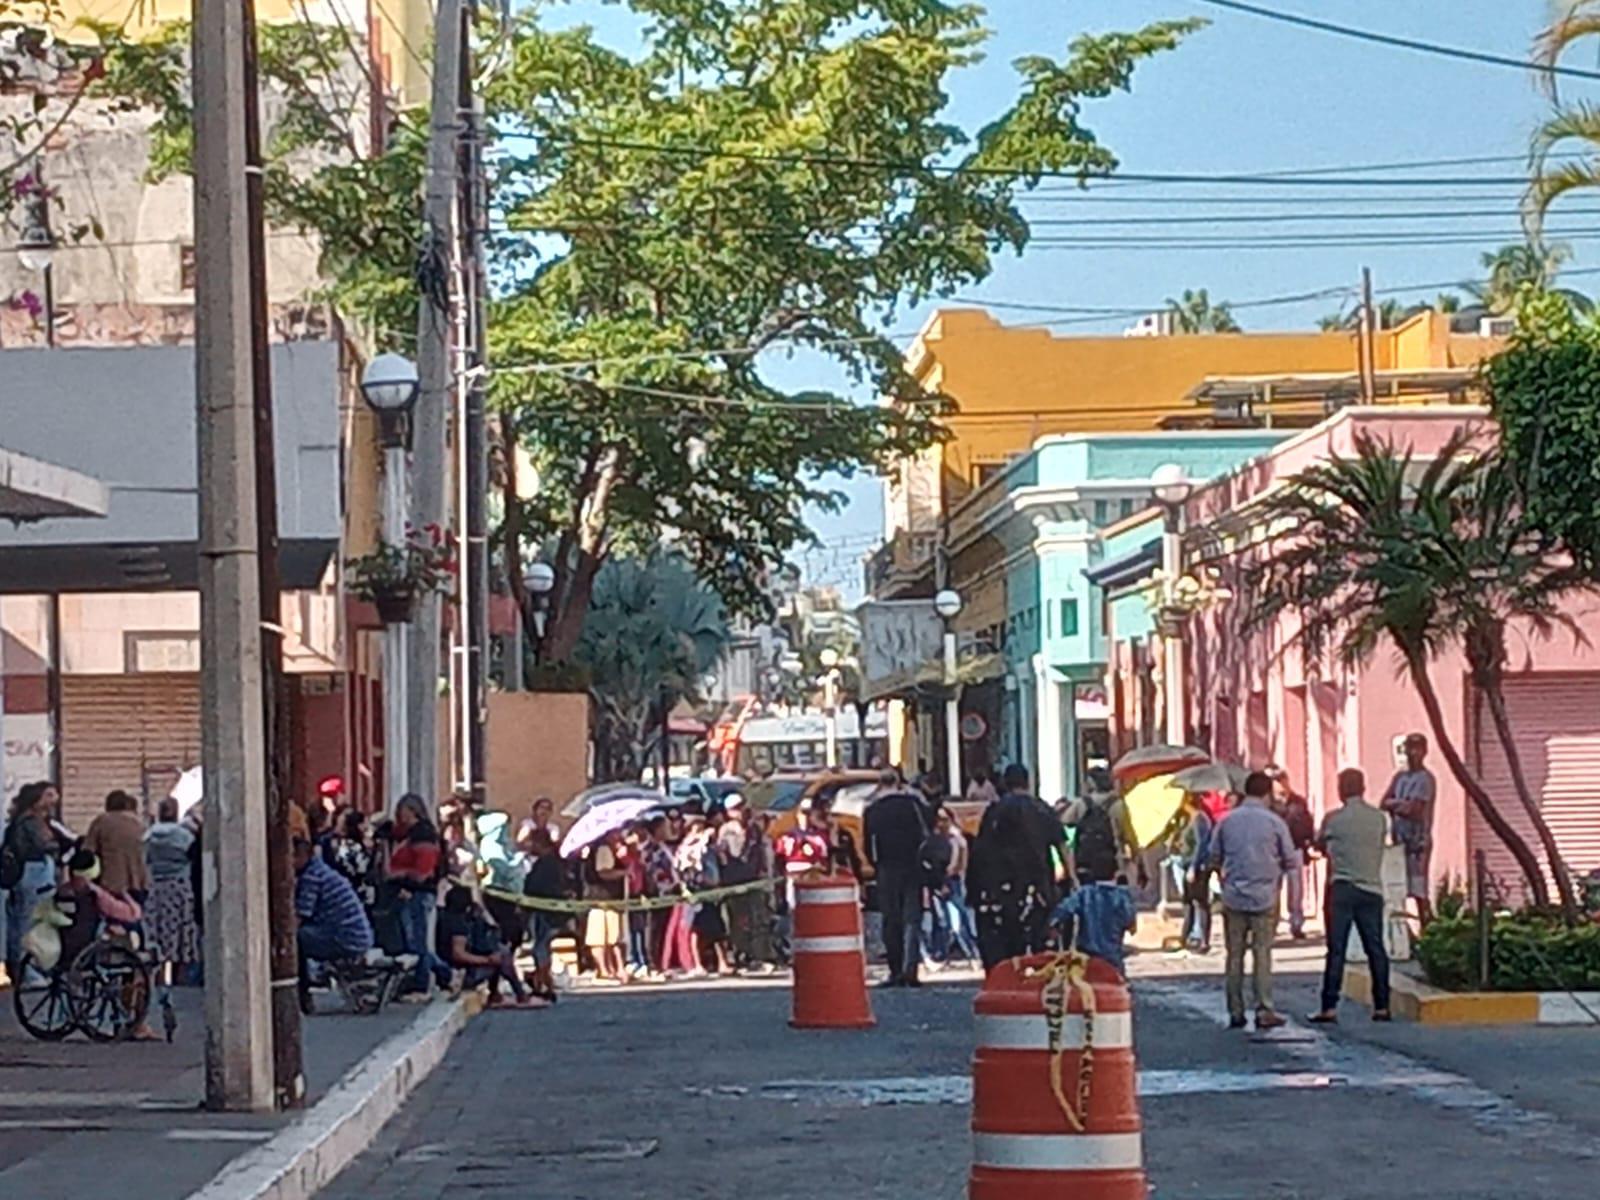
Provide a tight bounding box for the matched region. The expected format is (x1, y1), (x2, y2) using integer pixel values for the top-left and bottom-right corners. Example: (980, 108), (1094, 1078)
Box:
(1358, 266), (1378, 407)
(193, 0), (274, 1113)
(408, 0), (466, 807)
(462, 92), (490, 810)
(241, 0), (303, 1109)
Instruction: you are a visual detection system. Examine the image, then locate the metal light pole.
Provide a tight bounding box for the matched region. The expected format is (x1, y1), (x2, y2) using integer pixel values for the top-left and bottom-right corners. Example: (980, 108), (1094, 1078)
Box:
(935, 589), (963, 797)
(362, 353), (421, 811)
(1152, 463), (1195, 747)
(820, 647), (841, 769)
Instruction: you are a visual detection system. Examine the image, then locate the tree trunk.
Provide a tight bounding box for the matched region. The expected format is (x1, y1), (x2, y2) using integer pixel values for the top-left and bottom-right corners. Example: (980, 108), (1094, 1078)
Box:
(1406, 649), (1551, 908)
(1480, 675), (1580, 921)
(543, 547), (604, 662)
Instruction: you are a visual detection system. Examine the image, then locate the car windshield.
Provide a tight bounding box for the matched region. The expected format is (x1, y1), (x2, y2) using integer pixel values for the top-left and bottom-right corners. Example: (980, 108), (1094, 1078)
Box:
(701, 780), (745, 802)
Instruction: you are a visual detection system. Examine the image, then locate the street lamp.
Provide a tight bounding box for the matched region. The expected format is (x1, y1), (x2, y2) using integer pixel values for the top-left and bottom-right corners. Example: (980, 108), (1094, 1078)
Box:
(1151, 464), (1194, 746)
(360, 352), (420, 810)
(819, 647), (842, 769)
(17, 190), (56, 347)
(934, 589), (963, 798)
(522, 561), (555, 641)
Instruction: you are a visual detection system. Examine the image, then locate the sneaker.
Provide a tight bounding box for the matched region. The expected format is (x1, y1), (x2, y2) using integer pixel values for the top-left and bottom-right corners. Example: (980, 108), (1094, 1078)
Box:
(1228, 1016), (1248, 1030)
(1255, 1010), (1288, 1031)
(1307, 1011), (1339, 1025)
(1372, 1009), (1393, 1023)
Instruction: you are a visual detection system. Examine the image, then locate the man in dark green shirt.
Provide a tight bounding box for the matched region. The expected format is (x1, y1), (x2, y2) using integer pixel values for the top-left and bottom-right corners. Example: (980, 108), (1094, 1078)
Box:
(1310, 769), (1391, 1024)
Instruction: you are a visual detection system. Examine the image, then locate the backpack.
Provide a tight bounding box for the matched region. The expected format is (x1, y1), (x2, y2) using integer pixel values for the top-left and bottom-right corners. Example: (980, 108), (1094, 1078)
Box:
(0, 821), (23, 890)
(1075, 800), (1120, 882)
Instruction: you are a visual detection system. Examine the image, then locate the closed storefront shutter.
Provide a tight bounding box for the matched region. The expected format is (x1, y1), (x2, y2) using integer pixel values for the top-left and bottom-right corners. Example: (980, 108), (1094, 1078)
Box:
(59, 674), (201, 833)
(1472, 674), (1600, 903)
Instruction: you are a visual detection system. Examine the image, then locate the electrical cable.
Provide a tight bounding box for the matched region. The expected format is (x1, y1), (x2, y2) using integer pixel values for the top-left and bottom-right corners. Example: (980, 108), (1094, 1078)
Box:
(1192, 0), (1600, 82)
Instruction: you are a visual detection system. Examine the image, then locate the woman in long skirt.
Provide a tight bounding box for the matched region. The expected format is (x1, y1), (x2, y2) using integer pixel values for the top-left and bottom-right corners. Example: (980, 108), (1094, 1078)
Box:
(144, 797), (200, 976)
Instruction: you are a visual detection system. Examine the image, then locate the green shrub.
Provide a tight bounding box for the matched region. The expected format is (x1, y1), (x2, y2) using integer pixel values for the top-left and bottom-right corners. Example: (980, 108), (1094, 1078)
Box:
(1416, 909), (1600, 992)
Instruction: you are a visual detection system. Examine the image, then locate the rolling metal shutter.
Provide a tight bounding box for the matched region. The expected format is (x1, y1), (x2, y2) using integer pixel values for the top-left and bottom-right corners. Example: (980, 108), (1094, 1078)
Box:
(1472, 674), (1600, 901)
(58, 674), (201, 832)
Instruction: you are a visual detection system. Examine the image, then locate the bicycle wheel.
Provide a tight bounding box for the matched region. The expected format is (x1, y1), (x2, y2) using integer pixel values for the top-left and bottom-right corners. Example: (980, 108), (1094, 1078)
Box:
(69, 942), (152, 1043)
(12, 955), (76, 1041)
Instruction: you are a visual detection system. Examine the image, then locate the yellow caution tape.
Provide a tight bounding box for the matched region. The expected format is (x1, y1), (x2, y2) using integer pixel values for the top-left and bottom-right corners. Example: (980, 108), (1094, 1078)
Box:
(483, 877), (777, 915)
(1023, 950), (1098, 1134)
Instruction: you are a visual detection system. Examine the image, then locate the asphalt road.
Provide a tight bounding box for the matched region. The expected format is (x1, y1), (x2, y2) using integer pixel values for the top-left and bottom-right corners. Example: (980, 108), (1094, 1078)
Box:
(319, 964), (1600, 1200)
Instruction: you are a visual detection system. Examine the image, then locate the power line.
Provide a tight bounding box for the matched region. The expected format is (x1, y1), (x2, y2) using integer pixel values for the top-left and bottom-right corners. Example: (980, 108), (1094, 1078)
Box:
(1192, 0), (1600, 81)
(535, 133), (1538, 188)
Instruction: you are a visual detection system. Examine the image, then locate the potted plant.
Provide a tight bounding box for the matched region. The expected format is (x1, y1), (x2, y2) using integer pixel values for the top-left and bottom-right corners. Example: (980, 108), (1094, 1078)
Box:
(346, 523), (457, 625)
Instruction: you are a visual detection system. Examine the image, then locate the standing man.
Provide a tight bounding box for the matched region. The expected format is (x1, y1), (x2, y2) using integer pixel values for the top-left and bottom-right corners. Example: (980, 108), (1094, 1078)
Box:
(865, 770), (931, 988)
(965, 769), (999, 808)
(1382, 733), (1438, 926)
(1309, 768), (1392, 1024)
(1266, 767), (1316, 940)
(1208, 771), (1299, 1030)
(968, 764), (1069, 970)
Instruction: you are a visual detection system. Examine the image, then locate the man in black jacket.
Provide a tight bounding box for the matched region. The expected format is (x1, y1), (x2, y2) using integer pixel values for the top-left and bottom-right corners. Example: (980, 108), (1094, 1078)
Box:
(969, 764), (1069, 969)
(865, 770), (931, 988)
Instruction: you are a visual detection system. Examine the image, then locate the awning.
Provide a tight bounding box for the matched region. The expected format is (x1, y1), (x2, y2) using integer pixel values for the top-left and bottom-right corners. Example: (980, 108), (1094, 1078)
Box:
(0, 446), (108, 521)
(1084, 539), (1160, 590)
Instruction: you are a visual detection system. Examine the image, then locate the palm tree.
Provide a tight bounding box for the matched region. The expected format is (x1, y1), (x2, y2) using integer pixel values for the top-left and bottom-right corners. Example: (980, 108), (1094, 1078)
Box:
(1530, 3), (1600, 232)
(1243, 433), (1586, 918)
(577, 549), (732, 781)
(1165, 288), (1241, 334)
(1465, 243), (1586, 315)
(1316, 298), (1420, 331)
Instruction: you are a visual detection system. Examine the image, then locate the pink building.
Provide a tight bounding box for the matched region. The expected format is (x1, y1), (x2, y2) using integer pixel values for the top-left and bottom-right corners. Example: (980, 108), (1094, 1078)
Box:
(1113, 406), (1600, 900)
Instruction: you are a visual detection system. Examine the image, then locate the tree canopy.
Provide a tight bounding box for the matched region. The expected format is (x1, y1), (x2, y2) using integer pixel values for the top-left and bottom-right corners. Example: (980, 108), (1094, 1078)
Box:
(1164, 287), (1240, 333)
(88, 1), (1201, 660)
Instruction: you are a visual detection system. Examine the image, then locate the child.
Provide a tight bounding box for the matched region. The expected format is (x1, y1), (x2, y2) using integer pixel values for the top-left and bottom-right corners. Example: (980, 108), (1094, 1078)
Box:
(1050, 858), (1138, 976)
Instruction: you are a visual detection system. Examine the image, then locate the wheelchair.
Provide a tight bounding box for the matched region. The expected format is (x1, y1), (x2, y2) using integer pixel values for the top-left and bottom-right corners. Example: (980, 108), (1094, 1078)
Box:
(12, 900), (153, 1043)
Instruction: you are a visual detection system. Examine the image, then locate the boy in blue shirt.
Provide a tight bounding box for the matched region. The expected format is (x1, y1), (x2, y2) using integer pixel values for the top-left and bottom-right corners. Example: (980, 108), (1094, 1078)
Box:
(1050, 859), (1138, 975)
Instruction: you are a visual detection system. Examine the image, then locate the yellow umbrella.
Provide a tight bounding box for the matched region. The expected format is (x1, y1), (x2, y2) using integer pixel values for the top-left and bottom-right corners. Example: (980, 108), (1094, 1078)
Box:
(1123, 773), (1187, 850)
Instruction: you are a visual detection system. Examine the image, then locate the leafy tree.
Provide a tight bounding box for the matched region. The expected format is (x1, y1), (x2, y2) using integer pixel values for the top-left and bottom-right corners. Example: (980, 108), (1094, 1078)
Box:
(1486, 290), (1600, 579)
(578, 549), (732, 782)
(488, 4), (1201, 659)
(1243, 433), (1586, 917)
(1164, 287), (1240, 333)
(88, 3), (1201, 663)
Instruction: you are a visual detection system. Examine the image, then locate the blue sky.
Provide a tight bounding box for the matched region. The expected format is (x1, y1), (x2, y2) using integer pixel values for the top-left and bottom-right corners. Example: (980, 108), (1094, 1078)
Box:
(536, 2), (1578, 597)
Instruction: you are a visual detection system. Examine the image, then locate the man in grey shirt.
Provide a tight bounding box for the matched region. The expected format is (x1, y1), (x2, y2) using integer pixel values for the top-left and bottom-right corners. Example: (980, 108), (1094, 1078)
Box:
(1311, 768), (1392, 1023)
(1381, 732), (1437, 925)
(1207, 772), (1299, 1030)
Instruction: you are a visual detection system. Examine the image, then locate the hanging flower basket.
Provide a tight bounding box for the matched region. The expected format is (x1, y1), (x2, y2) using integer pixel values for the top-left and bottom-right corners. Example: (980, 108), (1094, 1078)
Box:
(372, 584), (416, 625)
(347, 523), (456, 626)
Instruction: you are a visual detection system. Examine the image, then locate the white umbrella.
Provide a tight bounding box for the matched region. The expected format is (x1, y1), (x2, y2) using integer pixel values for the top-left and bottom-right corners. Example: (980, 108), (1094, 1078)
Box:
(560, 796), (663, 859)
(562, 783), (665, 820)
(170, 766), (203, 819)
(1171, 761), (1251, 795)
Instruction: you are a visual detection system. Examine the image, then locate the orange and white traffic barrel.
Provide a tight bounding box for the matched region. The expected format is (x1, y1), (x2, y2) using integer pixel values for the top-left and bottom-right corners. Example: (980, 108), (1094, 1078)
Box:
(970, 952), (1143, 1199)
(789, 874), (875, 1030)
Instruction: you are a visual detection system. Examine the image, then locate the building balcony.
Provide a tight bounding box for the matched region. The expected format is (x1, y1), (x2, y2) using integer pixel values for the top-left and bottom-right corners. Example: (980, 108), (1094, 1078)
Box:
(864, 530), (937, 599)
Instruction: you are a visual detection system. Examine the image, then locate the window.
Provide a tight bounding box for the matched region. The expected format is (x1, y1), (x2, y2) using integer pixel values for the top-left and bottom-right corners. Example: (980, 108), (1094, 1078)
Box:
(1120, 497), (1137, 518)
(974, 461), (1007, 487)
(179, 245), (196, 291)
(1059, 599), (1079, 638)
(1093, 499), (1108, 525)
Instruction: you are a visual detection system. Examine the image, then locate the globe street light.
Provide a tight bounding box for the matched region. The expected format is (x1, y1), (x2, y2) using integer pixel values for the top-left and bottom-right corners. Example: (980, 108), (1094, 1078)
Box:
(359, 351), (420, 809)
(934, 589), (963, 798)
(17, 197), (56, 347)
(1151, 463), (1195, 746)
(522, 560), (556, 646)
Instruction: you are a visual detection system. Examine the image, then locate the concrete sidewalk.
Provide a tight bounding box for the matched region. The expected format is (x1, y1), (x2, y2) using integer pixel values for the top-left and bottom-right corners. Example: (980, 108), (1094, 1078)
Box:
(0, 985), (466, 1200)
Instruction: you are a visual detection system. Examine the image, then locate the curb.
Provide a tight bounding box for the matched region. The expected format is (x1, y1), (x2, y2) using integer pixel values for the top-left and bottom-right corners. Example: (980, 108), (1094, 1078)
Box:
(188, 994), (480, 1200)
(1344, 964), (1600, 1025)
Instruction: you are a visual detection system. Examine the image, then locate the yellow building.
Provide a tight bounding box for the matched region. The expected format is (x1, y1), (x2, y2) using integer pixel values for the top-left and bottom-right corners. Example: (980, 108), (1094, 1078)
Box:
(54, 0), (434, 107)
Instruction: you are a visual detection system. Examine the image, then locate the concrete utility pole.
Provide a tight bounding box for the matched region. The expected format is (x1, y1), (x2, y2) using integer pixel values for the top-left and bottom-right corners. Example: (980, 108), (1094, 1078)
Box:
(1358, 266), (1378, 407)
(408, 0), (466, 807)
(193, 0), (274, 1113)
(240, 0), (303, 1109)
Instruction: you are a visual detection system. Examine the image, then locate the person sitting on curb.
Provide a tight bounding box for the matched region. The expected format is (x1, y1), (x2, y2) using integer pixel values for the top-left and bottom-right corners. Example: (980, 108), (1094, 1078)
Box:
(437, 885), (546, 1009)
(294, 836), (373, 1015)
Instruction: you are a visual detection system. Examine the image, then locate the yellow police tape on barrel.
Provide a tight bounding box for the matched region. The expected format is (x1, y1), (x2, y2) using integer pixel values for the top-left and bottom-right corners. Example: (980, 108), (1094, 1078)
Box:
(482, 876), (776, 915)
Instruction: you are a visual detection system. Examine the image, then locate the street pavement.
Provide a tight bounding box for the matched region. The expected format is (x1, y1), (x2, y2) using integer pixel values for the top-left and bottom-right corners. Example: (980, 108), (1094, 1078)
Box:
(321, 948), (1600, 1200)
(0, 984), (415, 1200)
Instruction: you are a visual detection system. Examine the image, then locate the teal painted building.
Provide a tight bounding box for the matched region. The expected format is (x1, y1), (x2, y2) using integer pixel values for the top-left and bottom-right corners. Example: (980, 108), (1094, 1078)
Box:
(946, 431), (1285, 801)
